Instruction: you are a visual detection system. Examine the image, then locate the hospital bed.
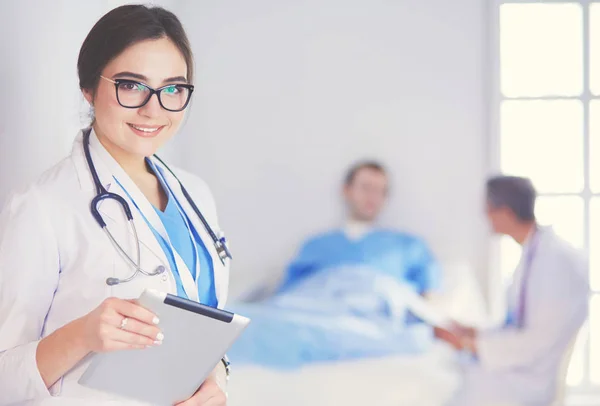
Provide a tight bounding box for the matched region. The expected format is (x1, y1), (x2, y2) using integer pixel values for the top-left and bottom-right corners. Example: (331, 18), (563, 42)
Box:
(227, 341), (461, 406)
(225, 262), (487, 406)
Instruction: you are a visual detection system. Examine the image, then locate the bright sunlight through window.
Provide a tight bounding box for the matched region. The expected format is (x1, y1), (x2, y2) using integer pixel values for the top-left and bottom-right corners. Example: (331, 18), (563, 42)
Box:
(497, 1), (597, 391)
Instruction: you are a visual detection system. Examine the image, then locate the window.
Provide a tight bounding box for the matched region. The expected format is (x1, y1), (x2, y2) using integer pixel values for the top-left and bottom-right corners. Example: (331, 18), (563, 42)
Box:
(493, 0), (596, 393)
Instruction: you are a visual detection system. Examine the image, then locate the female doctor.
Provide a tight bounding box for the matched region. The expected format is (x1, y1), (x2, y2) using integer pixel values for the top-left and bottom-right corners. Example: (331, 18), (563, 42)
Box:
(0, 5), (229, 406)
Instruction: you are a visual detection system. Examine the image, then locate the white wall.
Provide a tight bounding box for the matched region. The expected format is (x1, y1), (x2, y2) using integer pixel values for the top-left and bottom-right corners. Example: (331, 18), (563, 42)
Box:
(0, 1), (490, 301)
(171, 0), (490, 299)
(0, 1), (99, 203)
(0, 0), (177, 204)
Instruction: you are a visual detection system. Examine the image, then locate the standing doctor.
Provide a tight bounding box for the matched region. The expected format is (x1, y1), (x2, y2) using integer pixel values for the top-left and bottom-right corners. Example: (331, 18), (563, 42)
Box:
(0, 5), (229, 406)
(440, 175), (589, 406)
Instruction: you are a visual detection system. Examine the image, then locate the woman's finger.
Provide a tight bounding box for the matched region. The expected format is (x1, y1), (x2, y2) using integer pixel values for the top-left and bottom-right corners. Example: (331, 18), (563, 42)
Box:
(105, 340), (148, 351)
(201, 393), (227, 406)
(192, 380), (224, 404)
(107, 326), (160, 347)
(114, 300), (160, 326)
(118, 317), (163, 342)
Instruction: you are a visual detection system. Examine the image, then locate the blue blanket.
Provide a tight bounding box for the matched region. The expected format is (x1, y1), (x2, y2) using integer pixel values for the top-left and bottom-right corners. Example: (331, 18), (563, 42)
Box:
(226, 266), (435, 369)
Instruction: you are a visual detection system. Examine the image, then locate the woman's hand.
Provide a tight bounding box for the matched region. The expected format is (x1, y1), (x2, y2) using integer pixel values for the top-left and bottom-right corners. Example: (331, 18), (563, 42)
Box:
(175, 377), (227, 406)
(36, 297), (163, 389)
(77, 297), (163, 352)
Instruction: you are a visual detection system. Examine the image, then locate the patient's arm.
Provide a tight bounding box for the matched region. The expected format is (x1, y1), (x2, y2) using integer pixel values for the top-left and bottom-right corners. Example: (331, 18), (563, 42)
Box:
(404, 237), (443, 297)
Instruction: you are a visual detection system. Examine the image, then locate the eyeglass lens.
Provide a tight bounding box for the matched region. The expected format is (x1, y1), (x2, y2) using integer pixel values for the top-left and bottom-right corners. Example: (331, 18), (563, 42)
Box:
(117, 81), (191, 111)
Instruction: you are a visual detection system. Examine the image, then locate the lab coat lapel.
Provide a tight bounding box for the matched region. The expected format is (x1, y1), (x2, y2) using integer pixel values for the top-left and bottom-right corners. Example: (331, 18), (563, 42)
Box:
(151, 158), (228, 307)
(84, 130), (169, 266)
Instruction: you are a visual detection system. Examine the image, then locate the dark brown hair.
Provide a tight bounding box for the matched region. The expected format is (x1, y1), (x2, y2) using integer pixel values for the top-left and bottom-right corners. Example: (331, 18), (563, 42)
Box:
(344, 160), (387, 186)
(77, 4), (194, 95)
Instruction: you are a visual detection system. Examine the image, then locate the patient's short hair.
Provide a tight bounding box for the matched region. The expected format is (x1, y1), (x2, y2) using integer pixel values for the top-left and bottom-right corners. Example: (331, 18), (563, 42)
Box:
(344, 160), (387, 186)
(486, 175), (537, 222)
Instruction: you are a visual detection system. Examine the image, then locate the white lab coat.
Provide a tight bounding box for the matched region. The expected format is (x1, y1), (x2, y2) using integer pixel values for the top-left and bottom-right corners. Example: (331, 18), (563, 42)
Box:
(0, 130), (230, 405)
(447, 226), (589, 406)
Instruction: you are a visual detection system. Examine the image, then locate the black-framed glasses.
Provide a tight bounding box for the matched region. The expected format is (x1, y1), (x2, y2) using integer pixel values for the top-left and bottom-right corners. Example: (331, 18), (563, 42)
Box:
(100, 75), (194, 112)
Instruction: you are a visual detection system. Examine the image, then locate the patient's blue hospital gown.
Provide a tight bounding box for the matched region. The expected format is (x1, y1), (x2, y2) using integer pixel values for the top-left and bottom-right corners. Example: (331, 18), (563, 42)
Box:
(225, 229), (443, 369)
(279, 229), (441, 297)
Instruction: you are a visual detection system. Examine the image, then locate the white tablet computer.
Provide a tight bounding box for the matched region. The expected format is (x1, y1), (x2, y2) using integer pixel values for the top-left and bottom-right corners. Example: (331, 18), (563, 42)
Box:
(78, 289), (250, 405)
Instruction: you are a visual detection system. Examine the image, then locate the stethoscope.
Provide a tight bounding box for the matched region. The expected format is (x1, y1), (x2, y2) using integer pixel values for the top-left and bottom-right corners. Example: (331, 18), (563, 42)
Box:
(82, 128), (232, 287)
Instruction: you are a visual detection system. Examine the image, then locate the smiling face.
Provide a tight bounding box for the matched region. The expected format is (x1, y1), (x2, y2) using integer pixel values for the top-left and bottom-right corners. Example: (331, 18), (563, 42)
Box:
(83, 37), (189, 161)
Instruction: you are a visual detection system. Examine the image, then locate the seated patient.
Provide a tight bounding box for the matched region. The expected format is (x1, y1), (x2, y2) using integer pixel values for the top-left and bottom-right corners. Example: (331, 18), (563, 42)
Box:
(226, 161), (443, 369)
(278, 161), (441, 306)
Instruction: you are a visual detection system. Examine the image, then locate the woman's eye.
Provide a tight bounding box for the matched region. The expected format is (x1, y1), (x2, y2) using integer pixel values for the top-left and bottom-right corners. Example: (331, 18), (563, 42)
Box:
(163, 86), (180, 95)
(119, 82), (145, 92)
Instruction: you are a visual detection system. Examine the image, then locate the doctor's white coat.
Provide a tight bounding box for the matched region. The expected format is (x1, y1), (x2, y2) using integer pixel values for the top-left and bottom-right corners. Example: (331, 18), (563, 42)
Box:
(0, 130), (230, 405)
(448, 227), (589, 406)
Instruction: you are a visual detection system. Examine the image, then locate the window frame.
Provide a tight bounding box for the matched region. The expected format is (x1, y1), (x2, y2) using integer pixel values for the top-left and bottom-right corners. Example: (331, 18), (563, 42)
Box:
(489, 0), (596, 395)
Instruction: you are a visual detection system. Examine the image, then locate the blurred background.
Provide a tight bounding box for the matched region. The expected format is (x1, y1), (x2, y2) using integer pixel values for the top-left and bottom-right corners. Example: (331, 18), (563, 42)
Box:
(0, 0), (597, 405)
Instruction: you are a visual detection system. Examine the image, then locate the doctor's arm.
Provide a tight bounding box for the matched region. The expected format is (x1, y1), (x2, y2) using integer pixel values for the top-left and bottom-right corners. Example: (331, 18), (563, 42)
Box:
(0, 188), (62, 404)
(474, 253), (588, 372)
(0, 188), (161, 405)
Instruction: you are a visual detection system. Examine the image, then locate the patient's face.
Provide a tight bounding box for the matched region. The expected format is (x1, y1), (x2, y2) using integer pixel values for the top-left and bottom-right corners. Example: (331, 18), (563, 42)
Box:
(344, 168), (388, 221)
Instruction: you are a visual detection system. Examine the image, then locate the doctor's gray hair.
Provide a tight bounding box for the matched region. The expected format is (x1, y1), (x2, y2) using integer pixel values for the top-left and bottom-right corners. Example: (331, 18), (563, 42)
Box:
(77, 4), (194, 95)
(486, 175), (537, 222)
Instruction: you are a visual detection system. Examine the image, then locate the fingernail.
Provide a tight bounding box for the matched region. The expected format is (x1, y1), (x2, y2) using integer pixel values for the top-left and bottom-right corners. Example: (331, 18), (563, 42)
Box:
(152, 316), (160, 324)
(156, 332), (164, 341)
(154, 340), (163, 345)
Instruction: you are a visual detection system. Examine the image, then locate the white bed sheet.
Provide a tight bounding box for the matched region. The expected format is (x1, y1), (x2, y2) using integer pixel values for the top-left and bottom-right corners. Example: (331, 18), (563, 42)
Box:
(227, 342), (463, 406)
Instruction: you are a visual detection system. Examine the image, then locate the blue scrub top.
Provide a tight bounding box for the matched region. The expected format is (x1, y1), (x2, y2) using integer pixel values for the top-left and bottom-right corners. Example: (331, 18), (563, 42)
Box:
(152, 194), (217, 307)
(279, 229), (441, 296)
(114, 164), (218, 307)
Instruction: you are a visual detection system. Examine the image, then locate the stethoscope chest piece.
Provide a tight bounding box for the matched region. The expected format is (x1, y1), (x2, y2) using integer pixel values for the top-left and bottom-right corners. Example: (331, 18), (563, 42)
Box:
(106, 265), (166, 286)
(82, 128), (231, 288)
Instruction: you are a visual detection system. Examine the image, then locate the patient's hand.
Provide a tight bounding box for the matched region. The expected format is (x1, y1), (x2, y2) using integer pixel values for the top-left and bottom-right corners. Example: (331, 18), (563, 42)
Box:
(434, 321), (477, 351)
(433, 326), (463, 350)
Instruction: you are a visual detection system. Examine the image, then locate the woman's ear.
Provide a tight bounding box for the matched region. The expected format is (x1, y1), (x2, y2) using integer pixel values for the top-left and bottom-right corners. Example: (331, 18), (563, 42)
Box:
(82, 88), (94, 106)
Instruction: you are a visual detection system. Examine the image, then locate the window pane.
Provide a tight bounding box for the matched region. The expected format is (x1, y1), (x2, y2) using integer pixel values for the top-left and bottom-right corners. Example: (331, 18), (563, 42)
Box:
(500, 3), (583, 97)
(589, 198), (600, 291)
(535, 196), (584, 249)
(589, 4), (600, 95)
(500, 100), (584, 193)
(589, 101), (600, 192)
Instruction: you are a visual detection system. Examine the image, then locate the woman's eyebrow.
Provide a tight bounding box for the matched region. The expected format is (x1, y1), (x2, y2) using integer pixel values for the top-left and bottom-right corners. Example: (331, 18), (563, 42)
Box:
(111, 72), (188, 84)
(162, 75), (188, 84)
(112, 71), (147, 81)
